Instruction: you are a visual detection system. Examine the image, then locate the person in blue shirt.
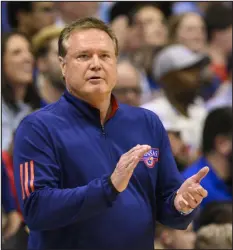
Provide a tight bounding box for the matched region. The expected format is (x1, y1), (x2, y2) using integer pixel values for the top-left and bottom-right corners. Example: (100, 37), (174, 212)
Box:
(183, 107), (232, 208)
(13, 17), (209, 250)
(2, 161), (22, 243)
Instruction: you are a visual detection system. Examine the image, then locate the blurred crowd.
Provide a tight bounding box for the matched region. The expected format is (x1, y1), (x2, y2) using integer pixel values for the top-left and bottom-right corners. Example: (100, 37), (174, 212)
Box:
(1, 2), (232, 249)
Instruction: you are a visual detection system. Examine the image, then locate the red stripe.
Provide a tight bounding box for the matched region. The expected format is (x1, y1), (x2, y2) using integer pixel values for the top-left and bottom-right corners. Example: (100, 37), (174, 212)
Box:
(24, 162), (30, 197)
(30, 161), (35, 192)
(20, 164), (25, 200)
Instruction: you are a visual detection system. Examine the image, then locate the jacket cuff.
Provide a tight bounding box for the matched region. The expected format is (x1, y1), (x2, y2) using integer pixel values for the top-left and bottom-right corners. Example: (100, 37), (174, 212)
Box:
(101, 175), (120, 206)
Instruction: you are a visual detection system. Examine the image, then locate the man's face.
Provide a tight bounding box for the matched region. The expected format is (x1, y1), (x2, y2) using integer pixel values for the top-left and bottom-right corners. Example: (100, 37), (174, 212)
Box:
(60, 28), (117, 100)
(43, 37), (64, 90)
(113, 62), (142, 106)
(163, 66), (202, 103)
(31, 2), (56, 33)
(56, 2), (99, 21)
(161, 223), (196, 249)
(132, 6), (168, 48)
(176, 13), (207, 53)
(215, 26), (232, 54)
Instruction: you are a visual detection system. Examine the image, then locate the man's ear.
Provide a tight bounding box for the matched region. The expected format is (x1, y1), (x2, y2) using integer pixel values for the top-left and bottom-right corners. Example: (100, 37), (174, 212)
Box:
(59, 56), (66, 79)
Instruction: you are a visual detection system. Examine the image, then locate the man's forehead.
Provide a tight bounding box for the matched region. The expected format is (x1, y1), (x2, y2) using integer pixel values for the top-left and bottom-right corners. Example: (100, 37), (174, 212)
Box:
(66, 29), (114, 52)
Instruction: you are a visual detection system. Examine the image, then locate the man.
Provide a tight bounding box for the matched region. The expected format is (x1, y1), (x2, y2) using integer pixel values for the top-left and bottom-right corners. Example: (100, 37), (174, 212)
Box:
(198, 201), (232, 229)
(2, 161), (24, 249)
(183, 107), (232, 208)
(7, 2), (56, 39)
(154, 222), (196, 249)
(142, 45), (209, 161)
(195, 223), (232, 249)
(14, 17), (209, 250)
(205, 3), (232, 82)
(32, 25), (65, 107)
(113, 60), (142, 106)
(206, 54), (232, 110)
(55, 2), (100, 27)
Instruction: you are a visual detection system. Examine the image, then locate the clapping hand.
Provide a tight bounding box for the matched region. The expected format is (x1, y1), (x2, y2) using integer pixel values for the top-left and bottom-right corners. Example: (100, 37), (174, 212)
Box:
(174, 166), (209, 213)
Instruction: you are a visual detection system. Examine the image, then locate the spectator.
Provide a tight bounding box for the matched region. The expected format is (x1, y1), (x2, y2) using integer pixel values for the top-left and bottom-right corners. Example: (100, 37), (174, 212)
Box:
(195, 223), (232, 249)
(127, 3), (168, 73)
(113, 60), (142, 106)
(154, 222), (196, 249)
(2, 161), (24, 248)
(32, 25), (65, 107)
(55, 2), (100, 27)
(7, 2), (56, 39)
(111, 3), (168, 102)
(206, 54), (232, 110)
(142, 45), (209, 160)
(2, 31), (41, 151)
(172, 2), (212, 16)
(205, 3), (232, 83)
(168, 12), (207, 53)
(198, 201), (232, 229)
(183, 107), (232, 208)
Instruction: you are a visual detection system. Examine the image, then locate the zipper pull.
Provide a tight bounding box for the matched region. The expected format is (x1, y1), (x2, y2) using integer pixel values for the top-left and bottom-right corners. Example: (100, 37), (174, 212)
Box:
(101, 125), (105, 135)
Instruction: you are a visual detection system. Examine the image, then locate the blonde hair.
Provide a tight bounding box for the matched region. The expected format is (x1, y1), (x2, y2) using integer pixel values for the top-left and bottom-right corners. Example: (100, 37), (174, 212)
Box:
(195, 223), (232, 249)
(58, 17), (119, 58)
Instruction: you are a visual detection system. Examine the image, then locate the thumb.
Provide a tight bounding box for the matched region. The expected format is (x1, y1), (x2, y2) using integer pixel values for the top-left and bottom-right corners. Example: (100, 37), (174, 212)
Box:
(192, 166), (209, 183)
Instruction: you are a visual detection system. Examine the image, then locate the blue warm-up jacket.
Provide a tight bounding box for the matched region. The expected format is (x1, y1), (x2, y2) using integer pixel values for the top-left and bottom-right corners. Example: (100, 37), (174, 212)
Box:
(13, 90), (197, 250)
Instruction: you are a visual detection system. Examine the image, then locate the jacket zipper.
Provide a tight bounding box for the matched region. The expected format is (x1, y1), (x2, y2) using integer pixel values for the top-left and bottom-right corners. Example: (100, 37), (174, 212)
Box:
(101, 125), (105, 136)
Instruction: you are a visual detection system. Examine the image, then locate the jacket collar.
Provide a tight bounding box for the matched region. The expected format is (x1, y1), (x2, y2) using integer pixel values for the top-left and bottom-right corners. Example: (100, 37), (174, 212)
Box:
(63, 90), (119, 125)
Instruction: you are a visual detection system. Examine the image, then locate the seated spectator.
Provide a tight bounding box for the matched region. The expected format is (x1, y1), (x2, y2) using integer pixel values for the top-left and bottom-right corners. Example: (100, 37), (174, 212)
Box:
(206, 54), (232, 110)
(154, 222), (196, 249)
(198, 201), (232, 229)
(2, 31), (41, 151)
(7, 2), (56, 39)
(168, 12), (207, 53)
(142, 45), (209, 161)
(127, 3), (168, 74)
(205, 3), (232, 83)
(2, 160), (24, 248)
(32, 25), (65, 107)
(195, 223), (232, 249)
(168, 12), (222, 102)
(113, 60), (142, 106)
(183, 107), (232, 208)
(172, 2), (212, 16)
(55, 2), (100, 27)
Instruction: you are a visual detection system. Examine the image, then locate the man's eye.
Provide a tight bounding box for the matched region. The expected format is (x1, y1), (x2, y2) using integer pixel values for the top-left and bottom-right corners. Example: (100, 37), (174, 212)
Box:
(78, 55), (89, 59)
(101, 54), (110, 59)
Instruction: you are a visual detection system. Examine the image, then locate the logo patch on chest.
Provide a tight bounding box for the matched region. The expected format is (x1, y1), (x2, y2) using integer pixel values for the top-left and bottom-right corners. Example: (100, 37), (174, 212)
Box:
(140, 148), (159, 168)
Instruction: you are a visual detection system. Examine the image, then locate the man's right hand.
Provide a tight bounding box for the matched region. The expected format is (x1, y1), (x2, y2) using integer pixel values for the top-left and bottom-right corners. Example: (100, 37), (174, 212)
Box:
(110, 144), (151, 192)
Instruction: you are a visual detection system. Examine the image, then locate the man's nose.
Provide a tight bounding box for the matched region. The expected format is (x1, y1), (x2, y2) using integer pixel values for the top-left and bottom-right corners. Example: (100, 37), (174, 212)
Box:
(90, 54), (101, 70)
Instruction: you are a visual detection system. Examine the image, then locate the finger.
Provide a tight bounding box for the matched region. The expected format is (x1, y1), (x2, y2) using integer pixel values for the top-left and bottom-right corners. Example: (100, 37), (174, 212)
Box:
(134, 146), (152, 159)
(124, 145), (150, 158)
(179, 199), (192, 212)
(183, 192), (198, 209)
(126, 156), (139, 173)
(118, 155), (135, 170)
(188, 187), (203, 204)
(192, 166), (209, 183)
(124, 144), (141, 156)
(196, 186), (208, 198)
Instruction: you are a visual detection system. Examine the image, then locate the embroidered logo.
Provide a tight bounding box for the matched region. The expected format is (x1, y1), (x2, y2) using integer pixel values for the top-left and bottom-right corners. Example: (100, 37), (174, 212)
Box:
(140, 148), (159, 168)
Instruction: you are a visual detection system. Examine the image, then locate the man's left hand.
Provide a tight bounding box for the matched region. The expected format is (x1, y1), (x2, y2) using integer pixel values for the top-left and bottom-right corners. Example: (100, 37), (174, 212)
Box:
(174, 166), (209, 214)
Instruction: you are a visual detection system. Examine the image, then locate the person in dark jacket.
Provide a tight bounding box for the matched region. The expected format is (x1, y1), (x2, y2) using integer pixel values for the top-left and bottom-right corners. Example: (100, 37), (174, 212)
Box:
(13, 17), (209, 250)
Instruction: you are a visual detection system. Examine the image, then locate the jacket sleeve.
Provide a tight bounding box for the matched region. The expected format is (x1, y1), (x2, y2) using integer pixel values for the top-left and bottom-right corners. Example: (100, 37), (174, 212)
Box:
(2, 161), (17, 213)
(13, 116), (119, 231)
(151, 114), (199, 230)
